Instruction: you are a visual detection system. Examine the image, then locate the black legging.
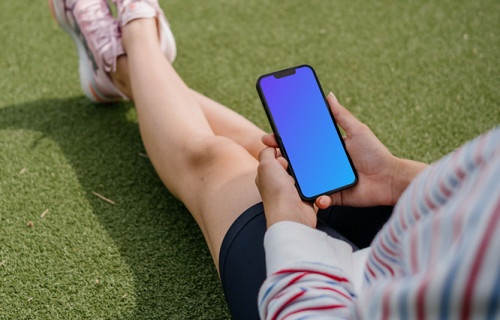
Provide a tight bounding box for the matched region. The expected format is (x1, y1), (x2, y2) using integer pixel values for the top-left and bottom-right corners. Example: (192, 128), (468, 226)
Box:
(219, 203), (393, 319)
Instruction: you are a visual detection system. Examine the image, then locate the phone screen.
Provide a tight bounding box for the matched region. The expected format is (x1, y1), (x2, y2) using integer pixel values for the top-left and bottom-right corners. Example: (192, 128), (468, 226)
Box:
(257, 65), (357, 199)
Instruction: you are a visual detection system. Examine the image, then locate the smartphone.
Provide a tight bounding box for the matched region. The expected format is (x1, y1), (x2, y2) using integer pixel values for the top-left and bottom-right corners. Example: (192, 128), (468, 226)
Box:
(256, 64), (357, 201)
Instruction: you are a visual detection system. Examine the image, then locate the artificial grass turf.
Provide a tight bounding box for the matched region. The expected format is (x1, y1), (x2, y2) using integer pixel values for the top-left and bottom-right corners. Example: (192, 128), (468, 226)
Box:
(0, 0), (498, 318)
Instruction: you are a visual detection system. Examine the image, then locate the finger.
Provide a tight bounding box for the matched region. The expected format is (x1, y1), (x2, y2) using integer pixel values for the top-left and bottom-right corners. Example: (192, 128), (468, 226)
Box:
(327, 92), (361, 133)
(258, 146), (277, 163)
(276, 148), (283, 158)
(277, 156), (288, 170)
(262, 147), (278, 162)
(261, 134), (279, 148)
(315, 195), (332, 210)
(313, 201), (319, 212)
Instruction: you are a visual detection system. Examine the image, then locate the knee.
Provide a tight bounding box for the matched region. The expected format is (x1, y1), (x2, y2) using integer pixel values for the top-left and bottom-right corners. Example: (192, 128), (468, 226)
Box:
(182, 136), (249, 174)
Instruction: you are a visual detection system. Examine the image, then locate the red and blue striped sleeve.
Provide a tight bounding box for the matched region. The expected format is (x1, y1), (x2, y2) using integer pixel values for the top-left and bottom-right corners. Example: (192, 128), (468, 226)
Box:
(258, 126), (500, 320)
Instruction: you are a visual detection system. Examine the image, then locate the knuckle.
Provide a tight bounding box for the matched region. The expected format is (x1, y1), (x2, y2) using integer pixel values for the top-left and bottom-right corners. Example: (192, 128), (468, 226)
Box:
(358, 122), (370, 132)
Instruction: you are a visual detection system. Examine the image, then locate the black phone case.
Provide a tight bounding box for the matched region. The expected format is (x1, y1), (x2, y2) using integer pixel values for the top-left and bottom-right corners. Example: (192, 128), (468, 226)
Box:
(256, 64), (358, 201)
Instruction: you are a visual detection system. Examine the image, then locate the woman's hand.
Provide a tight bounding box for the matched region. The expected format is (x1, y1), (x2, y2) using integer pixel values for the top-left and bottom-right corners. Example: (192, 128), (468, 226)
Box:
(256, 147), (317, 229)
(261, 93), (428, 210)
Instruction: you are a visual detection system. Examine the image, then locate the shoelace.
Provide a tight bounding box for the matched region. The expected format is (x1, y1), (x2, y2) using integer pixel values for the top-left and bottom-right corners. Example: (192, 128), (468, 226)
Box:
(78, 1), (121, 72)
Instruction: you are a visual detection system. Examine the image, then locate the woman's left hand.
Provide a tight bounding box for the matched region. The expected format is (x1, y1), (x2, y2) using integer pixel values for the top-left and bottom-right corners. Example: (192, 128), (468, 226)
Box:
(256, 146), (317, 229)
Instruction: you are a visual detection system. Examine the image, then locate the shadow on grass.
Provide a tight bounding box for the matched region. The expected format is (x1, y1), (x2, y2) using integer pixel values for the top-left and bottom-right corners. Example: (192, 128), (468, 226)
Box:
(0, 97), (229, 319)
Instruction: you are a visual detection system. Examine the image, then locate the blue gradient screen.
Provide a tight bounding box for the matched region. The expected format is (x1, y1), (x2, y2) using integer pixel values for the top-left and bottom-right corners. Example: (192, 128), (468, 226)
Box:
(258, 66), (356, 198)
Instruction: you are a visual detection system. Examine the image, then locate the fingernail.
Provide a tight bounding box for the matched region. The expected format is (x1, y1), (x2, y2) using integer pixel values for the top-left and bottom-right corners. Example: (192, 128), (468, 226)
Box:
(319, 197), (328, 206)
(329, 92), (338, 101)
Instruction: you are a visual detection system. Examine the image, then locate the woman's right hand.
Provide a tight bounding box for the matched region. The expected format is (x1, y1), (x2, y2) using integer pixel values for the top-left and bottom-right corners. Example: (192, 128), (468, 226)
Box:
(262, 92), (428, 210)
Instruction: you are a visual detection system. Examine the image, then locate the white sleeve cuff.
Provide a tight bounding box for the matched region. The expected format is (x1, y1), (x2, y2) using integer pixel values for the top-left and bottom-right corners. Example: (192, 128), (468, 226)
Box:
(264, 221), (354, 277)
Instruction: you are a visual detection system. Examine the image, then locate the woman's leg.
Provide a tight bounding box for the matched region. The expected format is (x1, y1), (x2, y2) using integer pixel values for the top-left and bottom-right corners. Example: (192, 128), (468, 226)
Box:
(190, 90), (266, 159)
(120, 18), (262, 270)
(111, 57), (266, 160)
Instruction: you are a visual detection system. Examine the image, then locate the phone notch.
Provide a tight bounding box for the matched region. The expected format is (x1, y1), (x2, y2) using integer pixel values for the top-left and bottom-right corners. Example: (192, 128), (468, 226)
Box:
(273, 67), (296, 79)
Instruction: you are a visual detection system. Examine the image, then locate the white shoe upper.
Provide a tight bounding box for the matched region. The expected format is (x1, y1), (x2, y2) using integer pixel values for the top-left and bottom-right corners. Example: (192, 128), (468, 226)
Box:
(114, 0), (177, 63)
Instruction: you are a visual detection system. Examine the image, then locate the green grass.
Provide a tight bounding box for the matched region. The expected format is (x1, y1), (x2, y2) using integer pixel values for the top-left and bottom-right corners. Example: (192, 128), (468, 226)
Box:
(0, 0), (498, 318)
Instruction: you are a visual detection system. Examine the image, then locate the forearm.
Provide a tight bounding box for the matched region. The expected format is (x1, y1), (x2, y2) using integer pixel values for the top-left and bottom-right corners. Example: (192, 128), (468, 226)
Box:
(259, 222), (355, 319)
(390, 158), (429, 204)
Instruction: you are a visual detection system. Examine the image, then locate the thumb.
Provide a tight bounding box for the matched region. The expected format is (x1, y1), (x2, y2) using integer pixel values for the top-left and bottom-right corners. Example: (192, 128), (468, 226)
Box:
(327, 92), (361, 134)
(315, 196), (331, 209)
(258, 146), (277, 163)
(315, 193), (342, 209)
(262, 133), (279, 148)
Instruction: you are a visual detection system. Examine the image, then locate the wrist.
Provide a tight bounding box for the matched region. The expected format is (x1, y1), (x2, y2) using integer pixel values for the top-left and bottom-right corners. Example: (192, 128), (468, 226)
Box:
(263, 197), (316, 229)
(390, 158), (428, 205)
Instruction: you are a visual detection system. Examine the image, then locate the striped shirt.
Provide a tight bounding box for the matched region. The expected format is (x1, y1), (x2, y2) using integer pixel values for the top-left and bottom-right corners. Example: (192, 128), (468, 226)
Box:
(258, 126), (500, 320)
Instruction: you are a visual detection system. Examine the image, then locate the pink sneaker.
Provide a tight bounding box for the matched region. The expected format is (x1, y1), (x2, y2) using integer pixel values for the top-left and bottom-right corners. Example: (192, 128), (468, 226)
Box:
(49, 0), (127, 103)
(114, 0), (177, 63)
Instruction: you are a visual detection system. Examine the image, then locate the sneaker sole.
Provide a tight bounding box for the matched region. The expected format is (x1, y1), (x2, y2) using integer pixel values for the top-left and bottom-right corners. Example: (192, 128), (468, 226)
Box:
(48, 0), (121, 103)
